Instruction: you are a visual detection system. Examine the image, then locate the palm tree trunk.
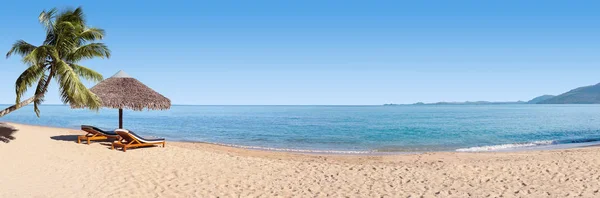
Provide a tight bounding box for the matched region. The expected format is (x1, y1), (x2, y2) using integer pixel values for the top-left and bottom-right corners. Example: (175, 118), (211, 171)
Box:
(0, 71), (54, 118)
(0, 97), (36, 117)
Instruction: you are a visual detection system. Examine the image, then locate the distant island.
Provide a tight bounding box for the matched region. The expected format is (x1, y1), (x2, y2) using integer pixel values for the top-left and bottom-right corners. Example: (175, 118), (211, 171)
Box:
(385, 82), (600, 105)
(527, 95), (555, 104)
(538, 83), (600, 104)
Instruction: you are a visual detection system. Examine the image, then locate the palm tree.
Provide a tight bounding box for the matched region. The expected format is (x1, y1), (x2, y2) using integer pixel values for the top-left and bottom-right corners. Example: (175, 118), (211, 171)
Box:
(0, 7), (110, 117)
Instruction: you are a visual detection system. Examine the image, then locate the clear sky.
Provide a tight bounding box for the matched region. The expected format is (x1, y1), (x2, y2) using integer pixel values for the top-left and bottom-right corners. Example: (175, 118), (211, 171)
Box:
(0, 0), (599, 105)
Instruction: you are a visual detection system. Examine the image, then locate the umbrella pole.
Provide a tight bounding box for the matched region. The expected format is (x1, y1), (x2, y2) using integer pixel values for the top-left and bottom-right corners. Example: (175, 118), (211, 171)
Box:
(119, 108), (123, 129)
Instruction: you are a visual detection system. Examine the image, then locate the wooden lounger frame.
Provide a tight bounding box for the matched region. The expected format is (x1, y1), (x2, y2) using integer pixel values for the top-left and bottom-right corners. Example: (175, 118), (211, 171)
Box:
(111, 132), (165, 152)
(78, 127), (120, 145)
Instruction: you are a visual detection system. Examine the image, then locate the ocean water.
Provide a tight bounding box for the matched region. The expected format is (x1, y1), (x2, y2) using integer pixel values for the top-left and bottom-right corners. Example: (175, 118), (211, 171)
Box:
(2, 104), (600, 153)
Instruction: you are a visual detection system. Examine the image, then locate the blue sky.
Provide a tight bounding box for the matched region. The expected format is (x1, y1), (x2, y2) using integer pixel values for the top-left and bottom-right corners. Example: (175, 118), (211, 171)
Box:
(0, 0), (599, 105)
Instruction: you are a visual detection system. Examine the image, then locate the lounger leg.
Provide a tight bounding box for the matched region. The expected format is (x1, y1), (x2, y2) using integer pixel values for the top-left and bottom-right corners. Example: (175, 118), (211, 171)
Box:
(111, 144), (114, 150)
(87, 139), (90, 145)
(77, 136), (81, 144)
(163, 142), (165, 148)
(123, 146), (127, 152)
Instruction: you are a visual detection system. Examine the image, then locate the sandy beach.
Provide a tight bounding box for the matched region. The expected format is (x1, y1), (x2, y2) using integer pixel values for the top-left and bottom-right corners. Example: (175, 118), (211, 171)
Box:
(1, 123), (600, 197)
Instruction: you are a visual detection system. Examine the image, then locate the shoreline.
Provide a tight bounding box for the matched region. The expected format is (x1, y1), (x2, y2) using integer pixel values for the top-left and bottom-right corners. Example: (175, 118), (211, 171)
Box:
(4, 121), (600, 156)
(4, 121), (600, 158)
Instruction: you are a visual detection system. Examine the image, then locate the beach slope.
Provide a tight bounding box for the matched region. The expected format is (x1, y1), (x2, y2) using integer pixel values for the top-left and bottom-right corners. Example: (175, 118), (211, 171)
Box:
(1, 123), (600, 197)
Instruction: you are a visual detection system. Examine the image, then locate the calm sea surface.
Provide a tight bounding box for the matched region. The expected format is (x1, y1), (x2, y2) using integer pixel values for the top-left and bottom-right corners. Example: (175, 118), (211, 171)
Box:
(2, 105), (600, 153)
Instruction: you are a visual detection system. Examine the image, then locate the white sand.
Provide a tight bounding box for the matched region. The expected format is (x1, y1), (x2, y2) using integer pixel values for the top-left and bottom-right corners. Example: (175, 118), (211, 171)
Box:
(1, 123), (600, 197)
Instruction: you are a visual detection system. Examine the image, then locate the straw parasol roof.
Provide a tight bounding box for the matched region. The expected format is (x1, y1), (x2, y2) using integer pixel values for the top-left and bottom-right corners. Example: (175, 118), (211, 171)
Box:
(88, 70), (171, 111)
(73, 70), (171, 129)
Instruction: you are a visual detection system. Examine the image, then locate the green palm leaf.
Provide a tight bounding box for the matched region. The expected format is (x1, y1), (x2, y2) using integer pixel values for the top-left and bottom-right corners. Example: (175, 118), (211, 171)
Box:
(79, 28), (105, 42)
(66, 43), (110, 62)
(33, 73), (49, 116)
(22, 45), (52, 65)
(14, 65), (46, 103)
(6, 40), (37, 58)
(55, 61), (101, 110)
(70, 63), (103, 82)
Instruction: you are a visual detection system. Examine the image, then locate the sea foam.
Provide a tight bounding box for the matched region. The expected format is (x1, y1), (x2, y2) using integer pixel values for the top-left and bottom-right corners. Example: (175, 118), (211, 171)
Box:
(456, 140), (555, 152)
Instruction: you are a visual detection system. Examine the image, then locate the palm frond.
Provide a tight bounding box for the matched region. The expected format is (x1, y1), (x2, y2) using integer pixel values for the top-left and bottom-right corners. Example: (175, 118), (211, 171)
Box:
(55, 21), (77, 32)
(22, 45), (52, 65)
(33, 73), (49, 117)
(40, 8), (58, 45)
(55, 61), (101, 110)
(56, 7), (85, 30)
(72, 7), (85, 25)
(66, 43), (110, 62)
(54, 21), (79, 55)
(6, 40), (38, 58)
(14, 65), (46, 103)
(70, 63), (103, 82)
(39, 8), (57, 31)
(79, 28), (105, 42)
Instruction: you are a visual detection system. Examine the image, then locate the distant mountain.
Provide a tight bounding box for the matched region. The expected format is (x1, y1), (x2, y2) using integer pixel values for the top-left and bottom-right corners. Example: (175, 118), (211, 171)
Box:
(527, 95), (555, 104)
(539, 83), (600, 104)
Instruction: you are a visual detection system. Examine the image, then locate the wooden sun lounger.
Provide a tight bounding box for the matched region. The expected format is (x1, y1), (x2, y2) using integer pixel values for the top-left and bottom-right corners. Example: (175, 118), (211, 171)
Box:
(78, 125), (120, 145)
(111, 129), (165, 152)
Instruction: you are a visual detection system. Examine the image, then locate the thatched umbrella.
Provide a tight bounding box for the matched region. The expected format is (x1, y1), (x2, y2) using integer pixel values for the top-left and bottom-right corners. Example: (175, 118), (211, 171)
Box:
(75, 70), (171, 129)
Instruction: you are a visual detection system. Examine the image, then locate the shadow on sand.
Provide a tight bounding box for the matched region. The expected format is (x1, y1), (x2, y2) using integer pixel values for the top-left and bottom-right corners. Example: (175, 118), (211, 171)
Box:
(50, 135), (114, 149)
(0, 123), (17, 143)
(49, 135), (79, 142)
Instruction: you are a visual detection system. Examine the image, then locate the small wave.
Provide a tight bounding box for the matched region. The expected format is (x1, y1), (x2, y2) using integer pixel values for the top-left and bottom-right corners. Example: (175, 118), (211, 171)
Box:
(556, 137), (600, 144)
(456, 140), (556, 152)
(457, 137), (600, 152)
(212, 143), (372, 154)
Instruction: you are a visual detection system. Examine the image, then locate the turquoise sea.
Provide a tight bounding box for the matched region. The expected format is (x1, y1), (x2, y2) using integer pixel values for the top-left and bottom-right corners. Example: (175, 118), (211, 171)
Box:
(2, 104), (600, 153)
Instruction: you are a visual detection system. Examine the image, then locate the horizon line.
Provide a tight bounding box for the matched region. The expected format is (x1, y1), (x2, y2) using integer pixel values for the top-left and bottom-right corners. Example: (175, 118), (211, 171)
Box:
(0, 104), (388, 106)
